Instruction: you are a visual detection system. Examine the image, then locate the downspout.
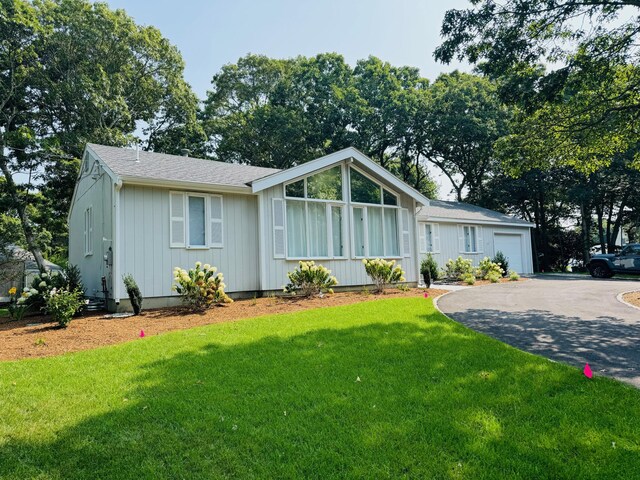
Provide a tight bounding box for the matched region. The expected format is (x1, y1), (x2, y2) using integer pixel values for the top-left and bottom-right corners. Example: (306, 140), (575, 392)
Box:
(413, 199), (420, 285)
(112, 179), (123, 304)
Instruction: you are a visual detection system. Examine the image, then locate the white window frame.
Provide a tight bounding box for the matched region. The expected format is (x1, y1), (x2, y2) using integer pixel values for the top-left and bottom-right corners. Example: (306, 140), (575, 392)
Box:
(459, 225), (483, 254)
(419, 222), (440, 254)
(283, 164), (344, 202)
(284, 200), (346, 260)
(348, 165), (401, 259)
(84, 205), (93, 256)
(169, 191), (224, 250)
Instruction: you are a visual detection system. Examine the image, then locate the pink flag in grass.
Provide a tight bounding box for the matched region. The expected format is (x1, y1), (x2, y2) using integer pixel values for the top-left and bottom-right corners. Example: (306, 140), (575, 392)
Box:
(583, 363), (593, 379)
(423, 292), (430, 298)
(139, 330), (145, 338)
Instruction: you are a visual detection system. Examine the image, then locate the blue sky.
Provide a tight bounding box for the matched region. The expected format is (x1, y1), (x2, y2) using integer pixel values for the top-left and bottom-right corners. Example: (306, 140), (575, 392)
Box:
(104, 0), (471, 97)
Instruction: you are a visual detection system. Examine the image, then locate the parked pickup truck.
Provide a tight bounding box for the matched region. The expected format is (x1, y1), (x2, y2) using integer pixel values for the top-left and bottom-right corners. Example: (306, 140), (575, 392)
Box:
(587, 243), (640, 278)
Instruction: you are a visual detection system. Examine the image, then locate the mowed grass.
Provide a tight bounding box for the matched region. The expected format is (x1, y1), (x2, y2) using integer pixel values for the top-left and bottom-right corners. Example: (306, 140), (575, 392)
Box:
(0, 307), (8, 317)
(1, 298), (639, 479)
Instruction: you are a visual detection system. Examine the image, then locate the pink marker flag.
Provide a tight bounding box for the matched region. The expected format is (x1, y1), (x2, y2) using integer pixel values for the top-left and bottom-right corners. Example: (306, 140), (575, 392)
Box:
(139, 330), (145, 338)
(423, 292), (429, 298)
(583, 363), (593, 379)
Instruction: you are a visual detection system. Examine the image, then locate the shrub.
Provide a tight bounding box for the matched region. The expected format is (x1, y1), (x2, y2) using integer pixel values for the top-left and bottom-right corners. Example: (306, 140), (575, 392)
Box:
(173, 262), (232, 311)
(46, 288), (85, 327)
(461, 273), (476, 285)
(362, 258), (405, 294)
(28, 271), (66, 310)
(508, 270), (520, 281)
(492, 251), (509, 277)
(63, 264), (85, 293)
(444, 256), (473, 280)
(123, 274), (143, 315)
(420, 254), (439, 287)
(476, 257), (504, 280)
(487, 272), (501, 283)
(284, 261), (338, 297)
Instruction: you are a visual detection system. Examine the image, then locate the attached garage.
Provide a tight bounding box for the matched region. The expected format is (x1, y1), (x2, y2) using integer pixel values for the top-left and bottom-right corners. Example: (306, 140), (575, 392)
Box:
(493, 233), (525, 273)
(416, 200), (535, 274)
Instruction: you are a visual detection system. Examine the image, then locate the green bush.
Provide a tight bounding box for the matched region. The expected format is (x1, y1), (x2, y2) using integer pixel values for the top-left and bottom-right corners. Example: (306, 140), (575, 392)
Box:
(284, 261), (338, 297)
(508, 270), (520, 281)
(487, 272), (501, 283)
(123, 274), (143, 315)
(63, 264), (85, 293)
(363, 258), (405, 293)
(461, 273), (476, 285)
(420, 254), (439, 287)
(444, 256), (473, 280)
(476, 257), (504, 280)
(173, 262), (233, 311)
(46, 288), (85, 327)
(492, 251), (509, 277)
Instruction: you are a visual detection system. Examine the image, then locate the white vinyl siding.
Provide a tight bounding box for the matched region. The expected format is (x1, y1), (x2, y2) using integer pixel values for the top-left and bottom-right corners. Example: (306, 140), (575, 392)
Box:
(84, 206), (93, 256)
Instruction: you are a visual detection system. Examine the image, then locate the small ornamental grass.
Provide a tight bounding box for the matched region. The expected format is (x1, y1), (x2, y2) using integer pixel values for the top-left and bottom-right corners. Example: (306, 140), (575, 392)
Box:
(284, 261), (338, 297)
(508, 270), (521, 281)
(173, 262), (232, 311)
(362, 258), (405, 293)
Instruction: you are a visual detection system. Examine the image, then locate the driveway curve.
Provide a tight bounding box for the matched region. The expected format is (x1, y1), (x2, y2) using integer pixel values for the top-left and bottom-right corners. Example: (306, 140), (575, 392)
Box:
(436, 276), (640, 387)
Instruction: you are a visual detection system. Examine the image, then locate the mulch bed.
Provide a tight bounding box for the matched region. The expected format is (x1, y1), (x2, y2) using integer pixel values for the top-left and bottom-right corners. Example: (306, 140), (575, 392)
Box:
(622, 291), (640, 309)
(0, 288), (448, 361)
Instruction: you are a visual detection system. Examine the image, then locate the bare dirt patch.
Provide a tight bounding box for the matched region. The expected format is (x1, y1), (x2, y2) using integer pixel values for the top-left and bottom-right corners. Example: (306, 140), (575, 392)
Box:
(0, 288), (448, 361)
(622, 291), (640, 309)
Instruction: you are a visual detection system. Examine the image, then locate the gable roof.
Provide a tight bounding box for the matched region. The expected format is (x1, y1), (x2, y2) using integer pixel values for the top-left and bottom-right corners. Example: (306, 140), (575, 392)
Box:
(87, 144), (279, 192)
(418, 200), (533, 227)
(250, 147), (431, 206)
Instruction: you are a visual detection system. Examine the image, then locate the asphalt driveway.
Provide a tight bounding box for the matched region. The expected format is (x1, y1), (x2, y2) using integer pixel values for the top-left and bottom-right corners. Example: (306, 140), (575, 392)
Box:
(436, 276), (640, 387)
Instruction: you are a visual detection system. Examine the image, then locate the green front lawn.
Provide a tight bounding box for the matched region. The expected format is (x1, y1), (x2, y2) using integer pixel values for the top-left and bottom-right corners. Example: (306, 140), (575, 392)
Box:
(0, 307), (8, 317)
(1, 298), (639, 479)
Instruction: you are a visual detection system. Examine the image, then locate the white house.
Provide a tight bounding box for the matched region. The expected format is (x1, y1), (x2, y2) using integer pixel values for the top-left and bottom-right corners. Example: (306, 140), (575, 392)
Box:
(68, 144), (534, 311)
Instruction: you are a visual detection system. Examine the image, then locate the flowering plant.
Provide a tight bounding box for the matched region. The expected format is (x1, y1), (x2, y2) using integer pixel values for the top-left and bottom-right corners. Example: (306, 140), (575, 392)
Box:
(284, 261), (338, 297)
(172, 262), (232, 311)
(45, 287), (85, 327)
(7, 287), (35, 322)
(362, 258), (405, 293)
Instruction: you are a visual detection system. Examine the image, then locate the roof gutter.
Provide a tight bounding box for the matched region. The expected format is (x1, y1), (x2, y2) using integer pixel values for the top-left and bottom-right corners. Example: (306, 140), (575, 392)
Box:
(118, 176), (253, 194)
(418, 216), (535, 228)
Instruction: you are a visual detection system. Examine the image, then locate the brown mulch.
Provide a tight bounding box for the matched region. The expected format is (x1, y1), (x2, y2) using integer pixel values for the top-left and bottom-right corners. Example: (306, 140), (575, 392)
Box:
(623, 291), (640, 309)
(0, 288), (448, 361)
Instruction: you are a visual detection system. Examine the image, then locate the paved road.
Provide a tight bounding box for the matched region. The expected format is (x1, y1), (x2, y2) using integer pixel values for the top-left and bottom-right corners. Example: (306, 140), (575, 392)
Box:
(436, 276), (640, 387)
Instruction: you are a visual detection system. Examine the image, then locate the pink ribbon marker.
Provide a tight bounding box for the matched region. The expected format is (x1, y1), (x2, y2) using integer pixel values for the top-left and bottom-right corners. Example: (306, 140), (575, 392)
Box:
(423, 292), (429, 298)
(139, 330), (145, 338)
(583, 363), (592, 379)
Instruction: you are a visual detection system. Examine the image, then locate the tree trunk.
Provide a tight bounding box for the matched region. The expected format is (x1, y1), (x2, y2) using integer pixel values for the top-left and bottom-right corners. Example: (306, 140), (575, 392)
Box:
(595, 205), (606, 253)
(0, 155), (47, 273)
(580, 201), (592, 264)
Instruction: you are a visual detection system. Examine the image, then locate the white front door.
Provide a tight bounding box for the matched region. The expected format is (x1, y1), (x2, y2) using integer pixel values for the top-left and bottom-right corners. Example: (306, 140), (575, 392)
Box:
(494, 233), (523, 273)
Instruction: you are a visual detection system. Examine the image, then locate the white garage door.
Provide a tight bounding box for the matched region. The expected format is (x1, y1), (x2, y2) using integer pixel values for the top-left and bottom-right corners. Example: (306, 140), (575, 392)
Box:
(494, 234), (523, 273)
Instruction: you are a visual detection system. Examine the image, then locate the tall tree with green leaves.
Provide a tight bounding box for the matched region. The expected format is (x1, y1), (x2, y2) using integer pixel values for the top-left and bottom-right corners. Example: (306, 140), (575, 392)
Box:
(435, 0), (640, 172)
(0, 0), (201, 270)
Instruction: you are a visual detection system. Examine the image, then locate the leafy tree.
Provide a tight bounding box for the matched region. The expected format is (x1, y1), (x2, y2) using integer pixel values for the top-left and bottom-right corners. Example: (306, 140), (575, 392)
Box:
(0, 0), (201, 271)
(435, 0), (640, 172)
(421, 71), (509, 201)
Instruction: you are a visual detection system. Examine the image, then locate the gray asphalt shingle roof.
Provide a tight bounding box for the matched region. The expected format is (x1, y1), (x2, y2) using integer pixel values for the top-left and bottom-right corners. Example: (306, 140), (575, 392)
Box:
(88, 144), (280, 188)
(417, 199), (531, 226)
